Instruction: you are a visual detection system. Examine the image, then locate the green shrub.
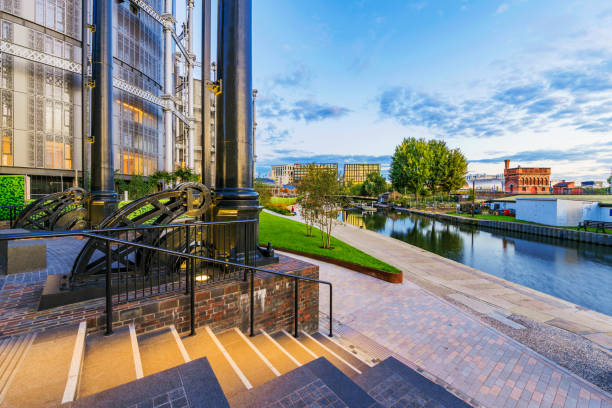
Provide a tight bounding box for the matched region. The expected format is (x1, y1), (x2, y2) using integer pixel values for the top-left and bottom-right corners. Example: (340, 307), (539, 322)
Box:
(265, 202), (292, 216)
(0, 175), (25, 220)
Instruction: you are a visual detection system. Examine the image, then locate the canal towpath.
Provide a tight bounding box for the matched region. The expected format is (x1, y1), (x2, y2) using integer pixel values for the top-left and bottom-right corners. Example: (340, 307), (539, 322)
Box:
(264, 209), (612, 365)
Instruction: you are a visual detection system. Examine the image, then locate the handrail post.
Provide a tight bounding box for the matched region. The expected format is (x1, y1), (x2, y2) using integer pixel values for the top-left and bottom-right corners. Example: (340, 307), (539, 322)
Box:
(105, 240), (113, 335)
(185, 225), (190, 295)
(190, 256), (195, 336)
(294, 277), (298, 338)
(249, 268), (254, 337)
(329, 284), (333, 337)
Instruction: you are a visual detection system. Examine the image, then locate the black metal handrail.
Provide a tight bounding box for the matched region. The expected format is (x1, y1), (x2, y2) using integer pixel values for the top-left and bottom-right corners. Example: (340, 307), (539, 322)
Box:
(0, 222), (333, 338)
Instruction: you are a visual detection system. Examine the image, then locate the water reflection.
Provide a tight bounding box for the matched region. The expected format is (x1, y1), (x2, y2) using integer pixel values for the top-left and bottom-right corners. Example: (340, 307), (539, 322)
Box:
(341, 210), (612, 316)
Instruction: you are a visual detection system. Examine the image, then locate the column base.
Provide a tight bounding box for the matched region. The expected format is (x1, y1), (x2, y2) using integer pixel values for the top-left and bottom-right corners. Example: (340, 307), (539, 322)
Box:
(89, 190), (119, 227)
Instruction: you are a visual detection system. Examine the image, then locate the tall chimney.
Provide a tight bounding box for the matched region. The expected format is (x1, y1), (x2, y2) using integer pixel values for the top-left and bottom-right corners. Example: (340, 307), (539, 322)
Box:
(504, 160), (510, 170)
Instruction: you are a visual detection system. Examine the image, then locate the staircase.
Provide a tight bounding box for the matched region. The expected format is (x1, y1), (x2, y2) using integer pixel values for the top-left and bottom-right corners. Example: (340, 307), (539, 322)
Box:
(0, 322), (472, 407)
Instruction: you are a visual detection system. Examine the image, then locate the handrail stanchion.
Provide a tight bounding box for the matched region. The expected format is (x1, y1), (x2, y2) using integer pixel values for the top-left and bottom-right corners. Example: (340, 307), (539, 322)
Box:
(185, 225), (190, 295)
(105, 240), (113, 335)
(329, 284), (333, 337)
(190, 256), (195, 336)
(294, 276), (298, 338)
(249, 268), (254, 337)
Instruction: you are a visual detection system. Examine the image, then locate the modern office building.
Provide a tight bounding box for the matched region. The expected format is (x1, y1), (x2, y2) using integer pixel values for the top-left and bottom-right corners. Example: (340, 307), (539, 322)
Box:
(293, 162), (338, 183)
(0, 0), (202, 198)
(271, 164), (294, 185)
(343, 163), (380, 184)
(465, 173), (505, 192)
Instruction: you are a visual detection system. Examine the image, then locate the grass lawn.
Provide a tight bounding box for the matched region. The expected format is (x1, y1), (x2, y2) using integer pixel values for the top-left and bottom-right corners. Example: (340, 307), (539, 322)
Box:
(447, 212), (533, 223)
(259, 211), (401, 273)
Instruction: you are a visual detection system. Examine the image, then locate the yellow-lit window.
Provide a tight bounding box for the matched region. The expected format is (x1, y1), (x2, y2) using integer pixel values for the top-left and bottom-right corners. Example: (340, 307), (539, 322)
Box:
(54, 141), (63, 169)
(2, 134), (12, 166)
(46, 140), (54, 168)
(64, 144), (72, 169)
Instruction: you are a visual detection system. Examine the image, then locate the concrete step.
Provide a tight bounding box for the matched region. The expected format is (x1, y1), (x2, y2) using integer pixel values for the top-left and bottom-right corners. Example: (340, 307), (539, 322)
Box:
(272, 330), (318, 366)
(249, 330), (300, 374)
(67, 357), (229, 408)
(0, 333), (36, 401)
(78, 326), (137, 399)
(229, 357), (381, 408)
(312, 332), (372, 372)
(354, 357), (472, 408)
(181, 325), (248, 398)
(1, 323), (82, 407)
(297, 330), (363, 379)
(137, 326), (188, 377)
(215, 328), (279, 388)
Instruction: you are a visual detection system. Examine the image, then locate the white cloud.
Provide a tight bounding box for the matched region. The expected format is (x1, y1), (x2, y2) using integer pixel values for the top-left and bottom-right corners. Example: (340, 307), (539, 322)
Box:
(496, 3), (509, 14)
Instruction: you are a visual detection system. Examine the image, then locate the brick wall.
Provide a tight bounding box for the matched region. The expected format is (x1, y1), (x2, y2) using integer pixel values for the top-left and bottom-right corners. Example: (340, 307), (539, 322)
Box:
(0, 255), (319, 337)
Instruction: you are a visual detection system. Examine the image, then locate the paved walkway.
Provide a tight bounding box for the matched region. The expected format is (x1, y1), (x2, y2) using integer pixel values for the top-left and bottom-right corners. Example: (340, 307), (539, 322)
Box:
(266, 210), (612, 353)
(280, 250), (612, 407)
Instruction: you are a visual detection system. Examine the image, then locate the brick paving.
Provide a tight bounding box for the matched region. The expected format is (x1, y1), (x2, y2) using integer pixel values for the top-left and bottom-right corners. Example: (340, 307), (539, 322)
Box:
(267, 379), (349, 408)
(281, 251), (612, 408)
(127, 387), (190, 408)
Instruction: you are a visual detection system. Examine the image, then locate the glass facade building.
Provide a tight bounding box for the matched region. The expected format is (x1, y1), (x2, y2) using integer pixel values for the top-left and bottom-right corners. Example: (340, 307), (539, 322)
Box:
(292, 163), (338, 184)
(0, 0), (164, 197)
(343, 163), (380, 185)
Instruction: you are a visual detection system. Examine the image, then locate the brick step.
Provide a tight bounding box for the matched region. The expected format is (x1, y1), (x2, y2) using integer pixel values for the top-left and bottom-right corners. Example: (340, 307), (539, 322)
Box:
(0, 323), (83, 407)
(66, 357), (229, 408)
(354, 357), (472, 408)
(77, 325), (137, 399)
(228, 357), (381, 408)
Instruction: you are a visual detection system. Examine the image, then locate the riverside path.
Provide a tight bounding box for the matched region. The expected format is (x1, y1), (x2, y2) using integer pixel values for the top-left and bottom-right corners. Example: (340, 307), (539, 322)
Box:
(266, 210), (612, 407)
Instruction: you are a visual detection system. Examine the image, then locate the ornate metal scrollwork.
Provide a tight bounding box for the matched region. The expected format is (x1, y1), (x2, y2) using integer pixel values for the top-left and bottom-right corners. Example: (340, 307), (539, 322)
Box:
(70, 182), (212, 286)
(13, 187), (89, 231)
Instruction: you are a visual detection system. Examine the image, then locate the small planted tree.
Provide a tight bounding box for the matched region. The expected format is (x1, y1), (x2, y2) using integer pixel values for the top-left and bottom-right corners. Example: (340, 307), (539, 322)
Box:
(298, 164), (343, 248)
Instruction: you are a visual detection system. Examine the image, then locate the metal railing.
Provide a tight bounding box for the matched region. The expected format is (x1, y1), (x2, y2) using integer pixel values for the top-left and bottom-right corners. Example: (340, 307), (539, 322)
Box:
(0, 221), (333, 338)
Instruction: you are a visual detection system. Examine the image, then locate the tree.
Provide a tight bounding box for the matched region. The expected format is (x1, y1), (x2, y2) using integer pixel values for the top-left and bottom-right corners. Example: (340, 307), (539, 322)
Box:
(390, 137), (431, 203)
(425, 140), (449, 207)
(173, 167), (200, 183)
(441, 148), (468, 198)
(297, 164), (344, 248)
(362, 172), (387, 197)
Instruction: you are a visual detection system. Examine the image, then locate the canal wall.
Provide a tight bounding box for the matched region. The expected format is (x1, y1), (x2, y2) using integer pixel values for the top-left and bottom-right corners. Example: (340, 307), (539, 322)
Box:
(400, 208), (612, 247)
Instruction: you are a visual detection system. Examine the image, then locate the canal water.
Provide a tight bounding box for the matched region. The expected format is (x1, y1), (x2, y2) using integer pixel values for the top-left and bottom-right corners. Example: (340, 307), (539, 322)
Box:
(341, 210), (612, 316)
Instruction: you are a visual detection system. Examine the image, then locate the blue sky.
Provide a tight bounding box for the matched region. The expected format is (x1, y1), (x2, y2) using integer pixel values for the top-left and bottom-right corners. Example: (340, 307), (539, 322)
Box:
(182, 1), (612, 182)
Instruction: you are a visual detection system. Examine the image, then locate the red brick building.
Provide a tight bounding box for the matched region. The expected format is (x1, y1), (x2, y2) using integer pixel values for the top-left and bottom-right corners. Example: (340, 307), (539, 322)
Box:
(503, 160), (551, 194)
(552, 181), (583, 195)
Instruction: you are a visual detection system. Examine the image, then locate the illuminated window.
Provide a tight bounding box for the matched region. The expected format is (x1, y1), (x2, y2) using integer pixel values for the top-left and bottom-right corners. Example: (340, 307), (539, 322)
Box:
(2, 130), (12, 166)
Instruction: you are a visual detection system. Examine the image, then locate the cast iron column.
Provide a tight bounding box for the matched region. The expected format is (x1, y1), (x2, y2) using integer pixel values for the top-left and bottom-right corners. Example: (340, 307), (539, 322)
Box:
(215, 0), (259, 221)
(201, 0), (212, 187)
(81, 0), (89, 191)
(89, 0), (117, 225)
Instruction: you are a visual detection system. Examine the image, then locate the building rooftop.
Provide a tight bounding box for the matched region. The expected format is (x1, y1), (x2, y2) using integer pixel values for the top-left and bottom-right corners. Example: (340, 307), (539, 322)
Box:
(493, 195), (612, 205)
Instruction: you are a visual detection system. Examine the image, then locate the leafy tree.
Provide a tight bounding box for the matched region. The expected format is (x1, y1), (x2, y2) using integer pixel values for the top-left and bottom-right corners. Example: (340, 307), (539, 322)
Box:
(390, 137), (431, 203)
(362, 172), (387, 197)
(425, 140), (449, 207)
(441, 148), (468, 198)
